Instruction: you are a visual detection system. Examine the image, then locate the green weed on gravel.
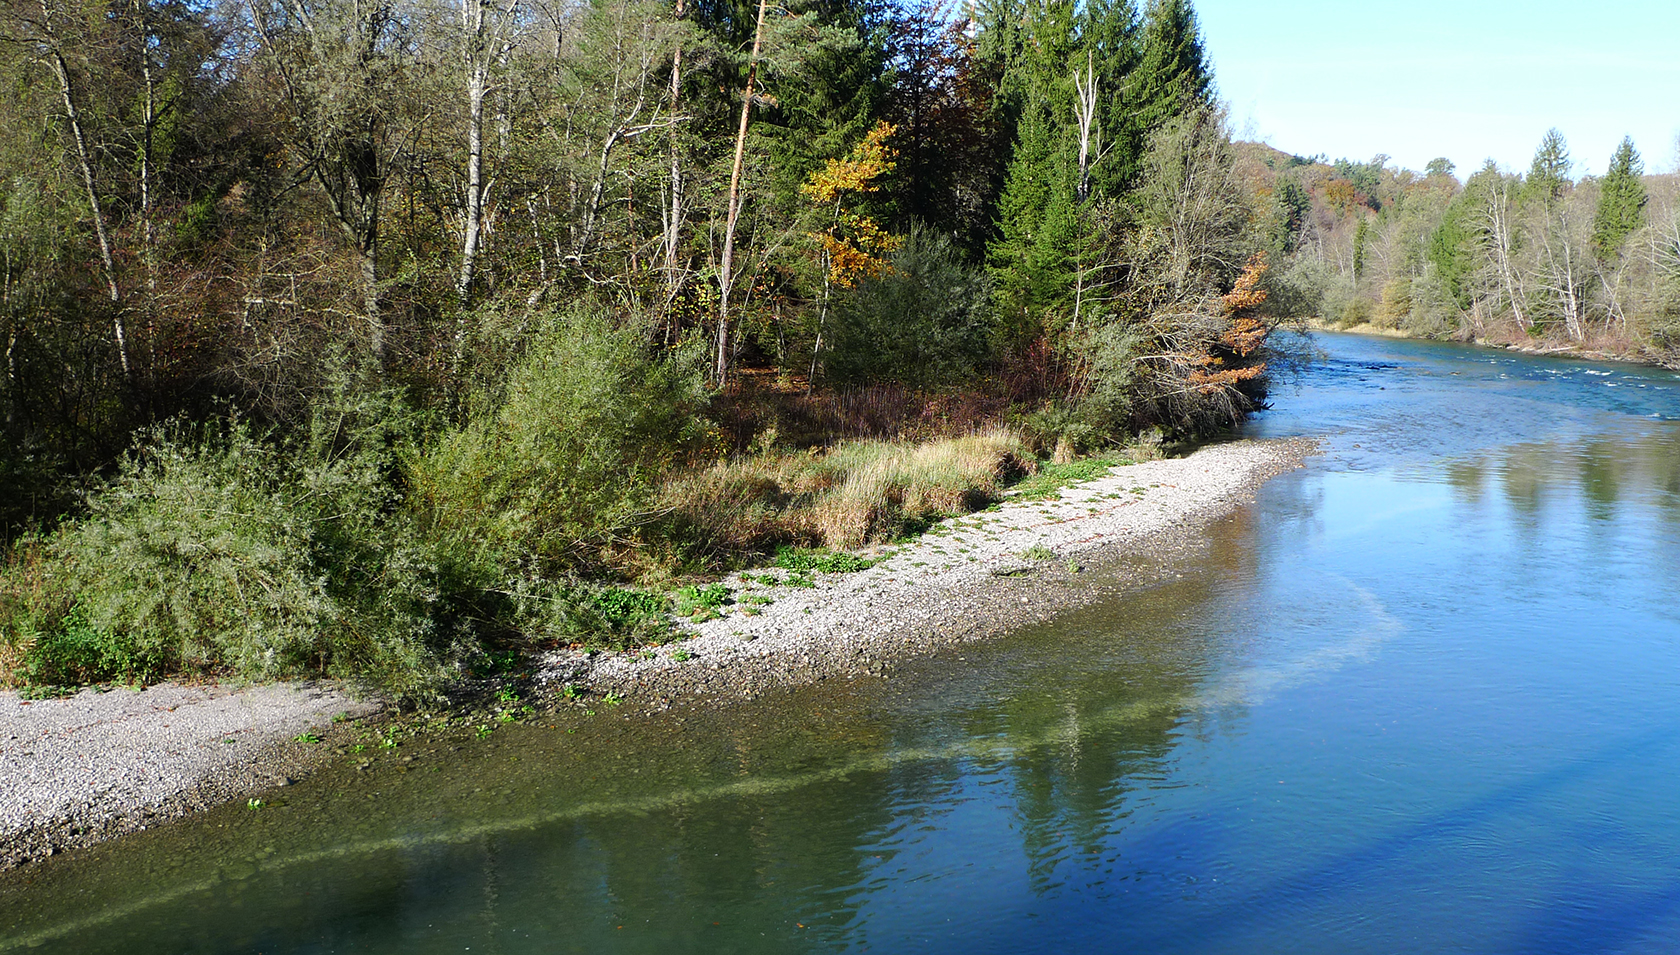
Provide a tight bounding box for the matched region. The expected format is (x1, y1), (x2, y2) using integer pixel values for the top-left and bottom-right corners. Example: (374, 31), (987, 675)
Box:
(1008, 455), (1131, 501)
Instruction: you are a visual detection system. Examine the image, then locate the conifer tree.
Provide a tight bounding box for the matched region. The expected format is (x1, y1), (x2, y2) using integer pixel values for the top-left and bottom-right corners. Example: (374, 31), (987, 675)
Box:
(1593, 136), (1646, 260)
(989, 89), (1080, 341)
(1077, 0), (1144, 196)
(1525, 128), (1571, 206)
(1134, 0), (1212, 134)
(986, 0), (1080, 342)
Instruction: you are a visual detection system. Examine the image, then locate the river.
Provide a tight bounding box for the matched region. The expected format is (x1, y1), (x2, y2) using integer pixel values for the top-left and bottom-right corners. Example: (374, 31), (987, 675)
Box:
(5, 331), (1680, 953)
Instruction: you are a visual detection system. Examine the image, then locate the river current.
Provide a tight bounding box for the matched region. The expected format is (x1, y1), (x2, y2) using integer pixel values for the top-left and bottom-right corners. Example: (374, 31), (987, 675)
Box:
(5, 331), (1680, 954)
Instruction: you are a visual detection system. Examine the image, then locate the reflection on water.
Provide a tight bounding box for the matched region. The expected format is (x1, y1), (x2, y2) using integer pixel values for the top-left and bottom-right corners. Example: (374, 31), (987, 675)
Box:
(8, 332), (1680, 953)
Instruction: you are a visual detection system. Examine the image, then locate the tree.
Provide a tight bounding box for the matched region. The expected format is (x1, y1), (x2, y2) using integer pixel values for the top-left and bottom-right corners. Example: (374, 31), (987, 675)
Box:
(1133, 0), (1211, 134)
(801, 119), (901, 382)
(715, 0), (769, 387)
(1525, 127), (1570, 207)
(1593, 136), (1646, 261)
(246, 0), (410, 364)
(454, 0), (524, 310)
(11, 0), (129, 375)
(1425, 157), (1456, 180)
(881, 5), (1001, 251)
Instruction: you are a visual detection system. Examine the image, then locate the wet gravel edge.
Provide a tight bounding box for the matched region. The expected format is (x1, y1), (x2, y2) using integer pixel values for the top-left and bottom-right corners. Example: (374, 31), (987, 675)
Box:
(537, 437), (1315, 713)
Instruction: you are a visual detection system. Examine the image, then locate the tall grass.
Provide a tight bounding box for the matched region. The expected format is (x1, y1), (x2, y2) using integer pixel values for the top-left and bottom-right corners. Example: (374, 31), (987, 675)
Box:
(658, 428), (1035, 562)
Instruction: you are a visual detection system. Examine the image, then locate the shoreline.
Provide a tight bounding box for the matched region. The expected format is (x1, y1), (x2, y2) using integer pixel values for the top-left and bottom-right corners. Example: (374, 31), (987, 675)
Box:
(0, 682), (381, 869)
(1308, 318), (1678, 369)
(1, 436), (1313, 869)
(538, 437), (1314, 709)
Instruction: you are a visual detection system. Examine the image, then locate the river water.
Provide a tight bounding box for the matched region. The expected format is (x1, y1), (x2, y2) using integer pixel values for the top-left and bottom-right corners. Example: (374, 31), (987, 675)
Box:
(6, 331), (1680, 954)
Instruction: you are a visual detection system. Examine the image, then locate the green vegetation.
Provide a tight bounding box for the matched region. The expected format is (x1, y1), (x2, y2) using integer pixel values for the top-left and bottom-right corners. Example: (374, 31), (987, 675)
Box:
(1009, 454), (1133, 501)
(0, 0), (1292, 700)
(1249, 128), (1679, 355)
(773, 549), (877, 574)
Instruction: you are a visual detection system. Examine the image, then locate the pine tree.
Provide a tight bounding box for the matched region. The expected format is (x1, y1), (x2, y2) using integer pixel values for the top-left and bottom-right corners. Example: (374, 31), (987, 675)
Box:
(1525, 128), (1571, 207)
(1134, 0), (1212, 134)
(1593, 136), (1646, 260)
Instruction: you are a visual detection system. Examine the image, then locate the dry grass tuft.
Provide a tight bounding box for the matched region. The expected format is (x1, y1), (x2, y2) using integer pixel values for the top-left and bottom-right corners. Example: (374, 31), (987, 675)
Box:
(656, 428), (1036, 562)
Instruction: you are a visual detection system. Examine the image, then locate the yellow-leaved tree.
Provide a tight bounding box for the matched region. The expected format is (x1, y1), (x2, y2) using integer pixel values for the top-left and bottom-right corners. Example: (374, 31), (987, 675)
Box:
(801, 121), (901, 384)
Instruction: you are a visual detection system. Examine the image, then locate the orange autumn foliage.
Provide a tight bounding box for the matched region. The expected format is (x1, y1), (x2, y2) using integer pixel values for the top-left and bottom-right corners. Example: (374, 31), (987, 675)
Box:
(1186, 252), (1270, 393)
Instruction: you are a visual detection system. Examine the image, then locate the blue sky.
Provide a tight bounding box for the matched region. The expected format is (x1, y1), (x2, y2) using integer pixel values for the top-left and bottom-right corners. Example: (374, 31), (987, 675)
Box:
(1195, 0), (1680, 178)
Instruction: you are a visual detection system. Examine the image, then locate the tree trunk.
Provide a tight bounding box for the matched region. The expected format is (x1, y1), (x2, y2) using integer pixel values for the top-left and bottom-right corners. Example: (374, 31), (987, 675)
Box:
(40, 0), (127, 378)
(716, 0), (769, 388)
(662, 0), (687, 335)
(1073, 50), (1097, 205)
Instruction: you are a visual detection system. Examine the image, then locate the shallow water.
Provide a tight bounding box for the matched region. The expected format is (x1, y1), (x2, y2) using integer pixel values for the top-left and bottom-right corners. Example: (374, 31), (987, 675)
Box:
(7, 332), (1680, 954)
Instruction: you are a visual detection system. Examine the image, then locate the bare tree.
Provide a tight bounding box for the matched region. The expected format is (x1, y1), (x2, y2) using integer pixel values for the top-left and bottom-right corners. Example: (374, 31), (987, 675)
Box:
(715, 0), (769, 387)
(26, 0), (128, 376)
(1527, 187), (1591, 341)
(246, 0), (408, 363)
(456, 0), (523, 308)
(1474, 170), (1528, 330)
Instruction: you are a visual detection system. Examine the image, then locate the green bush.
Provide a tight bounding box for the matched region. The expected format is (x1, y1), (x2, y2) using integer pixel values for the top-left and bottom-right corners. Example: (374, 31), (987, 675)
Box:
(0, 367), (462, 697)
(772, 547), (872, 573)
(39, 421), (338, 681)
(824, 225), (995, 387)
(410, 304), (705, 575)
(594, 587), (668, 626)
(674, 582), (732, 617)
(15, 603), (163, 686)
(499, 580), (673, 651)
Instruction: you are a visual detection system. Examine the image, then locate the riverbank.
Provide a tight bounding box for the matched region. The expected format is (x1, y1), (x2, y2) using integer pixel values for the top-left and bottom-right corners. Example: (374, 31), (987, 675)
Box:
(1310, 318), (1679, 368)
(538, 437), (1313, 708)
(0, 436), (1311, 869)
(0, 682), (380, 869)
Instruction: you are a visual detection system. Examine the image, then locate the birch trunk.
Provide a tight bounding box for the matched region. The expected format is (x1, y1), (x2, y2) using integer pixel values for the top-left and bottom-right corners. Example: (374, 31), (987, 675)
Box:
(715, 0), (769, 388)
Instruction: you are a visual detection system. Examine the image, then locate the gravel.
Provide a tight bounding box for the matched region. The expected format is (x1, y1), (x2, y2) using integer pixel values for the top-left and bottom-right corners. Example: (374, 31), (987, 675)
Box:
(537, 437), (1314, 709)
(0, 681), (379, 868)
(0, 436), (1310, 869)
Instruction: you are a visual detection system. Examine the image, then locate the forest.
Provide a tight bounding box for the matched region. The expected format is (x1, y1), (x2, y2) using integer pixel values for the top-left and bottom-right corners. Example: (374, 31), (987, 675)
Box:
(0, 0), (1464, 697)
(1245, 132), (1680, 353)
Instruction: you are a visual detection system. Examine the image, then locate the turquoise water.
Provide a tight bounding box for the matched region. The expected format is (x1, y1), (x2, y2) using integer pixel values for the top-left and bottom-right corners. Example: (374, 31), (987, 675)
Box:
(6, 332), (1680, 953)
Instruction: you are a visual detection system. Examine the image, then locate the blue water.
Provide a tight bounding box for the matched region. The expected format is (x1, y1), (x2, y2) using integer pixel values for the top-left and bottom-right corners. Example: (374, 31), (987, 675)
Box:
(6, 332), (1680, 953)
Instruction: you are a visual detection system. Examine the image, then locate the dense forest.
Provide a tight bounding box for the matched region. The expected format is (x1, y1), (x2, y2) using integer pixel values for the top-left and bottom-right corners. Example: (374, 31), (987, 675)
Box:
(1242, 132), (1680, 354)
(0, 0), (1324, 695)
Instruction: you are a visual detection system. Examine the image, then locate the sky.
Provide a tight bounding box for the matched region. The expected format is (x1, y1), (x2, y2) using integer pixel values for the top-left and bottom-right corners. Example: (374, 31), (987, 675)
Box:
(1194, 0), (1680, 179)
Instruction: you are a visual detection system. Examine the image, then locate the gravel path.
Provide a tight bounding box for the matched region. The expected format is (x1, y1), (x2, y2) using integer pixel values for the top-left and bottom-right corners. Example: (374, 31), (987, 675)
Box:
(0, 436), (1309, 869)
(0, 682), (379, 868)
(539, 437), (1313, 707)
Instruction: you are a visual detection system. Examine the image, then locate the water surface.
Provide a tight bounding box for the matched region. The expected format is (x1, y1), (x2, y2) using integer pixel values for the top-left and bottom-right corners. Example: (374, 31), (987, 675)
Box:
(6, 332), (1680, 954)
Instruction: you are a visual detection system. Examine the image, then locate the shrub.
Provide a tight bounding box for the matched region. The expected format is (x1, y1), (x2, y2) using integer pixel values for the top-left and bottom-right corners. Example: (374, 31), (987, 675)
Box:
(824, 225), (995, 387)
(409, 304), (705, 575)
(34, 421), (338, 682)
(0, 371), (459, 697)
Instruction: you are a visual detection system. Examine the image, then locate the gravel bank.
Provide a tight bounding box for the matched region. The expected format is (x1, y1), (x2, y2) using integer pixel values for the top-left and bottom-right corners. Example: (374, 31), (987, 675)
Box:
(0, 682), (380, 868)
(0, 436), (1308, 869)
(539, 437), (1313, 708)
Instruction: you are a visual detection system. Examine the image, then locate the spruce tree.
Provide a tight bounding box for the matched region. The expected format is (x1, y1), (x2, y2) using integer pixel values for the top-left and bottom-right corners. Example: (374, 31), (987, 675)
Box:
(1525, 128), (1571, 206)
(1134, 0), (1213, 134)
(1593, 136), (1646, 260)
(1078, 0), (1145, 197)
(990, 88), (1079, 341)
(986, 0), (1081, 342)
